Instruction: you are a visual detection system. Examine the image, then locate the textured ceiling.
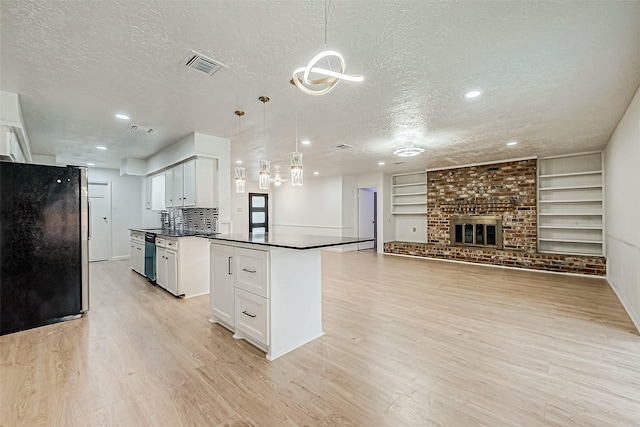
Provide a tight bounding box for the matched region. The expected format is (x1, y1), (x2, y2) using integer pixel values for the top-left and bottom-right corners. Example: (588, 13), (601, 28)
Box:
(1, 1), (639, 180)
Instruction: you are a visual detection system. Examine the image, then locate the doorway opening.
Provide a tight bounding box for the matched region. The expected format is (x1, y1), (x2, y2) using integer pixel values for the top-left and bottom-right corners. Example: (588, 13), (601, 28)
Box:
(358, 187), (377, 251)
(249, 193), (269, 233)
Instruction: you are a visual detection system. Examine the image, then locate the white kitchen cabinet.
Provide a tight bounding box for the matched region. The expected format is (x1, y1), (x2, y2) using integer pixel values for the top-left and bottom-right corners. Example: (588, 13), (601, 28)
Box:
(0, 126), (25, 163)
(155, 236), (209, 297)
(163, 157), (218, 209)
(210, 243), (235, 328)
(130, 231), (145, 274)
(209, 241), (323, 360)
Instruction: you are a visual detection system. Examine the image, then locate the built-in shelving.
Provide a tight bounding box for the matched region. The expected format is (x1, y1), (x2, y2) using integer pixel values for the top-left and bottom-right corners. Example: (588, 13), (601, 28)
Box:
(391, 171), (428, 215)
(537, 152), (604, 256)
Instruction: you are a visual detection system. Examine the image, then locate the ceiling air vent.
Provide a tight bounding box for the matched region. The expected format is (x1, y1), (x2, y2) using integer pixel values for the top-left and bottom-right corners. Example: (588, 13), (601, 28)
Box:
(335, 143), (354, 149)
(394, 161), (405, 165)
(129, 124), (156, 134)
(181, 50), (228, 76)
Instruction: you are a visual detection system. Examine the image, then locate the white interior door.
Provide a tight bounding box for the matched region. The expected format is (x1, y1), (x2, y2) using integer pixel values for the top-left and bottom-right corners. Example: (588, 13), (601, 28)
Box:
(358, 188), (376, 250)
(89, 182), (111, 262)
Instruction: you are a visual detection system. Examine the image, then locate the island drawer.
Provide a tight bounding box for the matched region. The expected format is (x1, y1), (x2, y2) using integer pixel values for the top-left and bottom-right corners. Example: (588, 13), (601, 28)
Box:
(235, 288), (269, 346)
(234, 247), (269, 298)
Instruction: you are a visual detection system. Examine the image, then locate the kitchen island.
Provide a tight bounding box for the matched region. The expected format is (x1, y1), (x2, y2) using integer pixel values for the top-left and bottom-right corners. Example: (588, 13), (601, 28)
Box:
(204, 233), (373, 360)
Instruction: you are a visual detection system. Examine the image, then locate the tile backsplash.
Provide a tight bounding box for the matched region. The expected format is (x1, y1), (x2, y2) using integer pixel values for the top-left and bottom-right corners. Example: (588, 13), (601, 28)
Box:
(162, 208), (218, 232)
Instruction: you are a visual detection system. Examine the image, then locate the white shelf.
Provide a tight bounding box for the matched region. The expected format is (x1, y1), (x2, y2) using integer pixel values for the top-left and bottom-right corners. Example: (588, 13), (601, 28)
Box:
(539, 238), (602, 244)
(391, 211), (428, 215)
(538, 170), (602, 178)
(538, 225), (602, 230)
(393, 192), (428, 196)
(392, 202), (427, 206)
(538, 185), (602, 191)
(539, 213), (602, 216)
(538, 199), (602, 203)
(392, 182), (428, 188)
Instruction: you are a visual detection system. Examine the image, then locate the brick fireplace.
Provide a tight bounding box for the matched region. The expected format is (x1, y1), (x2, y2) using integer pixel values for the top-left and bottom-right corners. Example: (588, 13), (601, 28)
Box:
(384, 159), (606, 276)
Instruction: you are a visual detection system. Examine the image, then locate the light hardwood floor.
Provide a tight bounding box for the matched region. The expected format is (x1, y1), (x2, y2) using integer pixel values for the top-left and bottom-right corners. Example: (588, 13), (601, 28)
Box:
(1, 251), (639, 426)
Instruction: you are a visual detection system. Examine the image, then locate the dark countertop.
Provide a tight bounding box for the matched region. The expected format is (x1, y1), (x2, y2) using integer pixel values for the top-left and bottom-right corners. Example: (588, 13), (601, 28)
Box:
(129, 228), (219, 238)
(200, 233), (374, 250)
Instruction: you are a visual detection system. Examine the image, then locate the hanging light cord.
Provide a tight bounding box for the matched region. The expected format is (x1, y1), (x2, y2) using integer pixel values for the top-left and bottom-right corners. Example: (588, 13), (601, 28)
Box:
(295, 87), (299, 152)
(324, 0), (330, 47)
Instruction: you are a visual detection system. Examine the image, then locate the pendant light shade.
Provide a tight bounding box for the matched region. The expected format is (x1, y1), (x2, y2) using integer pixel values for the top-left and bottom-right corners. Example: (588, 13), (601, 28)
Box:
(259, 160), (271, 190)
(290, 152), (303, 186)
(235, 166), (246, 193)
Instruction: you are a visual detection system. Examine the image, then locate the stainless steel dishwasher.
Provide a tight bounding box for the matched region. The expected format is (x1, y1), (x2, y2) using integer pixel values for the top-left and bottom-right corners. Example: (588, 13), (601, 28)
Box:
(144, 232), (157, 282)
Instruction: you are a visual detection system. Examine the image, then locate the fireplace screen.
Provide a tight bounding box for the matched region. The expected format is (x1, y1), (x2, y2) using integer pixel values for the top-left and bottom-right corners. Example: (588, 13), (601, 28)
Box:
(450, 215), (503, 249)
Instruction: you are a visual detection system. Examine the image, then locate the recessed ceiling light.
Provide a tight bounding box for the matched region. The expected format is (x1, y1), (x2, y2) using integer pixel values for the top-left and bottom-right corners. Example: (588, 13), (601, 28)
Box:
(301, 140), (311, 145)
(235, 160), (243, 164)
(87, 162), (95, 166)
(313, 171), (319, 175)
(115, 113), (130, 120)
(507, 141), (518, 146)
(96, 146), (107, 150)
(465, 90), (481, 99)
(378, 161), (385, 165)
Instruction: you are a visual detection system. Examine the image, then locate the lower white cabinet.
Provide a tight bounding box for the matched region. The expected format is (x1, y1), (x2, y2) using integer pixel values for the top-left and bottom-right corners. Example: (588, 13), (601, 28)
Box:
(155, 236), (209, 298)
(130, 231), (145, 274)
(235, 288), (270, 346)
(209, 241), (323, 360)
(210, 243), (235, 327)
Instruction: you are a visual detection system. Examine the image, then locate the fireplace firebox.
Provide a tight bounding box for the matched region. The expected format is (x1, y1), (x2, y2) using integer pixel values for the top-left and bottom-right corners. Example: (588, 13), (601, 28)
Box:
(450, 215), (503, 249)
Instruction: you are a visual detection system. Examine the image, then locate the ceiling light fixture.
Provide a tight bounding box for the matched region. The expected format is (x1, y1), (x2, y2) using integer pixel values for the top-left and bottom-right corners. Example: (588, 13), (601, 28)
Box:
(465, 90), (482, 98)
(378, 161), (385, 165)
(258, 96), (271, 190)
(235, 166), (246, 193)
(290, 82), (303, 186)
(313, 171), (319, 175)
(507, 141), (518, 146)
(96, 146), (107, 150)
(393, 144), (425, 157)
(87, 162), (95, 166)
(273, 178), (282, 187)
(235, 160), (243, 164)
(115, 113), (130, 120)
(301, 140), (311, 145)
(292, 0), (363, 95)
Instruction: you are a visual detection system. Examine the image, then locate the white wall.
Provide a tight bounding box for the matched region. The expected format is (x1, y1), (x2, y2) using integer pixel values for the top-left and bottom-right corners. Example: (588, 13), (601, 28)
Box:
(272, 176), (344, 237)
(395, 215), (428, 243)
(88, 168), (144, 259)
(604, 85), (640, 332)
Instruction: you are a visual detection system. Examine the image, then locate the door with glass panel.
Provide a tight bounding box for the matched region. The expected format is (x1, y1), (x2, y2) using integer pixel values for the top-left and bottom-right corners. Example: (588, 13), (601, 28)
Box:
(249, 193), (268, 233)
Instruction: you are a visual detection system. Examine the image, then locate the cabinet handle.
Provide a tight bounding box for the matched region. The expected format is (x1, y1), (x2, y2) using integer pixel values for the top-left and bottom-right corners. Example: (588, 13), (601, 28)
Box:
(242, 268), (256, 274)
(242, 310), (256, 318)
(228, 256), (232, 275)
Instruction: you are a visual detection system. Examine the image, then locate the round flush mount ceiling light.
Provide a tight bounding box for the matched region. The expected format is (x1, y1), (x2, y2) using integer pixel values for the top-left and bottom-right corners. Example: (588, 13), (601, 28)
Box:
(465, 90), (482, 99)
(115, 113), (130, 120)
(507, 141), (518, 146)
(235, 160), (243, 164)
(393, 146), (425, 157)
(96, 146), (107, 150)
(313, 171), (319, 175)
(301, 140), (311, 145)
(378, 161), (385, 165)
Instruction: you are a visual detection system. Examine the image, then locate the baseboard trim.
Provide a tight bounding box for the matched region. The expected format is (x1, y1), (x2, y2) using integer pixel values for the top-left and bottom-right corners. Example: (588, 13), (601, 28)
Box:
(383, 252), (607, 279)
(110, 255), (130, 261)
(607, 278), (640, 334)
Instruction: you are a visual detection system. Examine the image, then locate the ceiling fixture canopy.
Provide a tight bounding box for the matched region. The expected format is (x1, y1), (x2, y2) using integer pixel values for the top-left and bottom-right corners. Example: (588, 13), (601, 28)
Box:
(258, 96), (271, 190)
(292, 0), (363, 95)
(393, 145), (425, 157)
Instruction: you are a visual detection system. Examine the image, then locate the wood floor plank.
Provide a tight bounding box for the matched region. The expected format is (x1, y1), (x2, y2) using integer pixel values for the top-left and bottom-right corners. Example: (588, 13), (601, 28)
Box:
(1, 250), (639, 426)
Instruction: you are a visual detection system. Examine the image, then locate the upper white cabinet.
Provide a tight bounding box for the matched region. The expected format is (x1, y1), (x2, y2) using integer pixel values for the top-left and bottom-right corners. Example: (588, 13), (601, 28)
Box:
(0, 126), (26, 163)
(392, 171), (428, 215)
(538, 152), (604, 256)
(164, 157), (218, 209)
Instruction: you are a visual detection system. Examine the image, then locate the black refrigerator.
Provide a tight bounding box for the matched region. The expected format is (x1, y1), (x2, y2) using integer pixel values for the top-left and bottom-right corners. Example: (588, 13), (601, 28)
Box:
(0, 161), (90, 335)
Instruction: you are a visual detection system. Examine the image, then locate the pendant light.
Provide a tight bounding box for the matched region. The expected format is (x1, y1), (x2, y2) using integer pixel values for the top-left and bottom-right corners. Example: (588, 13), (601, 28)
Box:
(293, 0), (363, 95)
(290, 82), (303, 186)
(234, 110), (246, 193)
(258, 96), (271, 190)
